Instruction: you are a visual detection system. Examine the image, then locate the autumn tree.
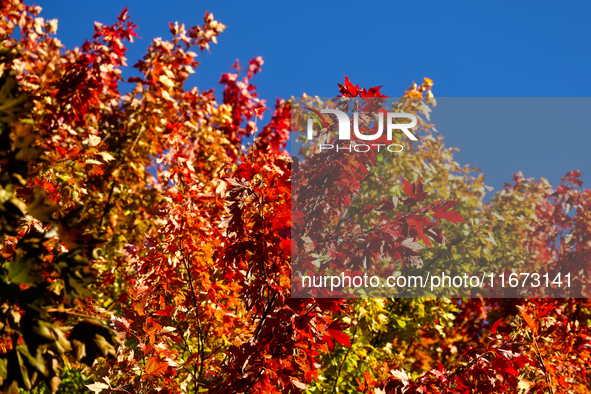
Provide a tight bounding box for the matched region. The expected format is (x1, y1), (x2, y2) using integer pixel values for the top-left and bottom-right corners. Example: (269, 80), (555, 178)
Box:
(1, 1), (591, 394)
(300, 81), (591, 393)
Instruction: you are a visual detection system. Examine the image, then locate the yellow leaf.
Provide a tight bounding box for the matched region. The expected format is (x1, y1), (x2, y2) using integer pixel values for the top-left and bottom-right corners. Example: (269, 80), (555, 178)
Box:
(159, 74), (174, 88)
(98, 152), (116, 162)
(517, 379), (533, 394)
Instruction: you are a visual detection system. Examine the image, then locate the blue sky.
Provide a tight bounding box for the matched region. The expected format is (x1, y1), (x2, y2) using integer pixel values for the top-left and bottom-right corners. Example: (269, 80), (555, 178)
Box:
(35, 1), (591, 193)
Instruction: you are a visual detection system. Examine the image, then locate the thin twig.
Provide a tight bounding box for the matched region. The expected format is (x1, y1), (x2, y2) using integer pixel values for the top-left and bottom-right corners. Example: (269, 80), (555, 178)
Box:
(251, 292), (278, 343)
(178, 217), (202, 392)
(529, 331), (554, 394)
(244, 367), (265, 394)
(331, 312), (359, 393)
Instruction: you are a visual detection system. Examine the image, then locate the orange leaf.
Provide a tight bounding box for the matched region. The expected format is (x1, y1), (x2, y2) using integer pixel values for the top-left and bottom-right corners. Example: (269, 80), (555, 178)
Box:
(516, 305), (538, 335)
(144, 356), (169, 376)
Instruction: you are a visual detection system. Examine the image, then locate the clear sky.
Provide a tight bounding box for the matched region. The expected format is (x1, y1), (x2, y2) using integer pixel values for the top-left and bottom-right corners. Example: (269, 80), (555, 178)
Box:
(34, 0), (591, 194)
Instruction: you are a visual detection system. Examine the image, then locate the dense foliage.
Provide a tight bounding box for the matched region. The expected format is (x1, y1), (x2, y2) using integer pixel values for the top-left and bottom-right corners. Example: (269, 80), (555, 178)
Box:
(1, 1), (590, 393)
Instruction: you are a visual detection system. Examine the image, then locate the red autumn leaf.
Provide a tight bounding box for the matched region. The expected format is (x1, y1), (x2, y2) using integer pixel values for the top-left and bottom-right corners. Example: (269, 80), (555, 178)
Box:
(491, 318), (503, 335)
(401, 178), (428, 205)
(326, 322), (351, 348)
(359, 204), (379, 216)
(432, 207), (465, 224)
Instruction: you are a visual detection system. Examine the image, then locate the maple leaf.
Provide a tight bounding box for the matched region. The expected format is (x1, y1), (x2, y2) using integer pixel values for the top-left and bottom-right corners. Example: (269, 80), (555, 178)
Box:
(112, 316), (130, 332)
(86, 381), (110, 393)
(390, 369), (409, 386)
(400, 178), (428, 206)
(338, 76), (359, 97)
(144, 356), (169, 376)
(516, 305), (538, 335)
(326, 321), (351, 347)
(401, 238), (425, 251)
(432, 200), (465, 224)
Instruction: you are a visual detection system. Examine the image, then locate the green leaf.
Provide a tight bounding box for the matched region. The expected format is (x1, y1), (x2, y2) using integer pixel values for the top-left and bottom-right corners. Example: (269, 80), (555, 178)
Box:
(7, 256), (41, 284)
